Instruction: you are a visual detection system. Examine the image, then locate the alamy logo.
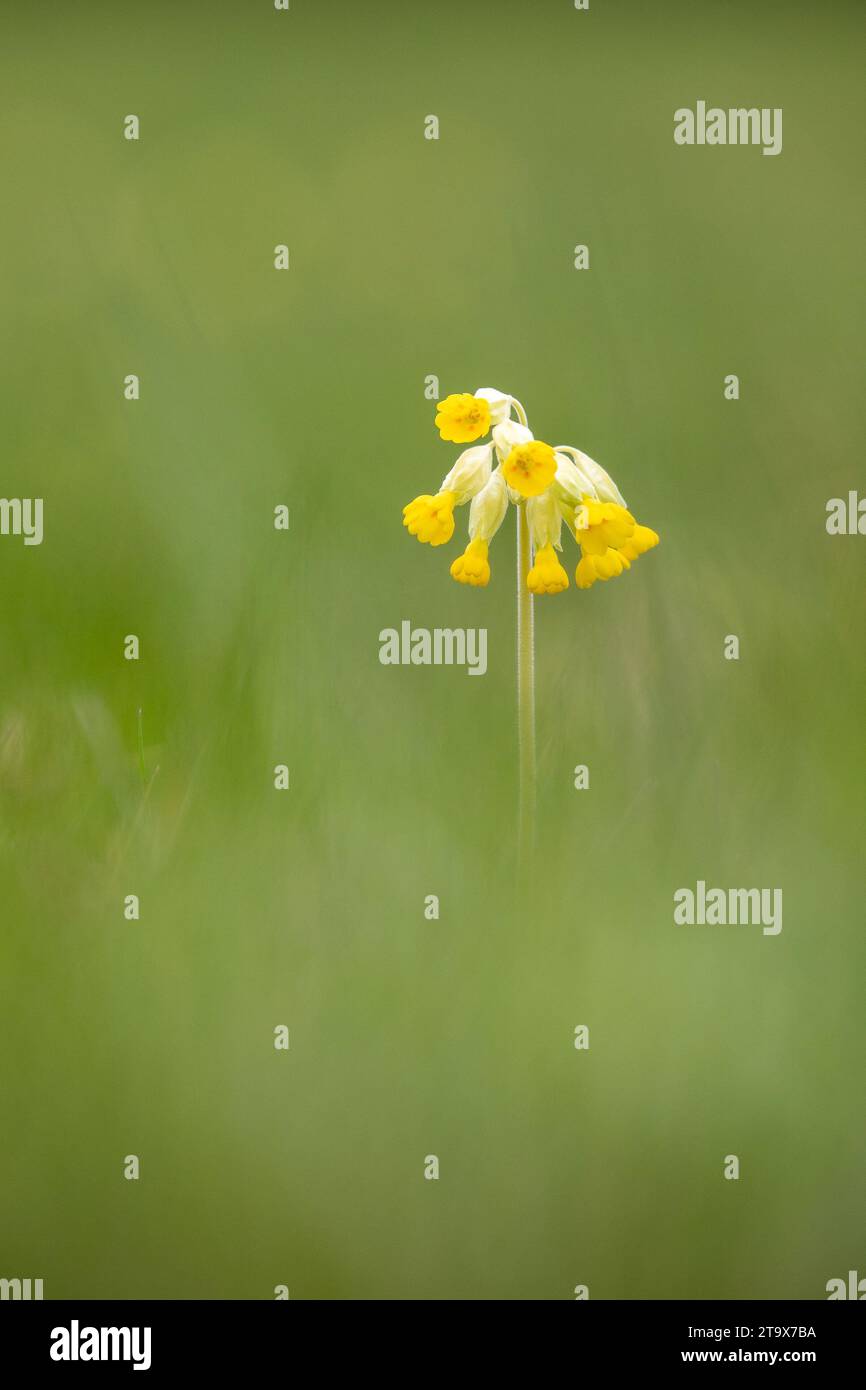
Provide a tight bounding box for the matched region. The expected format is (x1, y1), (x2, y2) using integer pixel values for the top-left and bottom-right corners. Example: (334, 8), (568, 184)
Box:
(0, 497), (43, 545)
(379, 620), (487, 676)
(674, 880), (783, 936)
(50, 1321), (152, 1372)
(674, 102), (782, 156)
(0, 1276), (43, 1299)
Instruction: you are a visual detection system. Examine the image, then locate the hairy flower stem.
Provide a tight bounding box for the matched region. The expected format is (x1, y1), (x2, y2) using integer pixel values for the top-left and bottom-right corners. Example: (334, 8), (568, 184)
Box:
(516, 501), (536, 879)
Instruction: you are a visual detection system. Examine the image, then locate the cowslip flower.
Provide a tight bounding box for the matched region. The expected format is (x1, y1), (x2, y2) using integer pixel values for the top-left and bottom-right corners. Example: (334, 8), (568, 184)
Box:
(402, 388), (659, 592)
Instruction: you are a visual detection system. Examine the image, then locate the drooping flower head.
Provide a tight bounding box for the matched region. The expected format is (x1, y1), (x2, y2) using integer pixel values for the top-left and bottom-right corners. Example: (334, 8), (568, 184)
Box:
(403, 388), (659, 592)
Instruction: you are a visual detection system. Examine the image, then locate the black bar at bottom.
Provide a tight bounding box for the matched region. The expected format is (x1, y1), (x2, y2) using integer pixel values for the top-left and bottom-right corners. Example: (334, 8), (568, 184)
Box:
(1, 1298), (862, 1374)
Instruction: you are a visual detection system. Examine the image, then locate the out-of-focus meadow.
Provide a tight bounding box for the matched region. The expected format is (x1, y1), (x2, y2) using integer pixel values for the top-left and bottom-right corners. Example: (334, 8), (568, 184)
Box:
(0, 0), (863, 1298)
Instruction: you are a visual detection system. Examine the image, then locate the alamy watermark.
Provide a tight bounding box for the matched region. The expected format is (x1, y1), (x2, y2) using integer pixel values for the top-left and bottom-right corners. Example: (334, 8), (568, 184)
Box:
(674, 102), (782, 157)
(674, 880), (783, 936)
(826, 491), (865, 535)
(0, 1276), (43, 1299)
(0, 497), (43, 545)
(379, 620), (487, 676)
(826, 1269), (866, 1299)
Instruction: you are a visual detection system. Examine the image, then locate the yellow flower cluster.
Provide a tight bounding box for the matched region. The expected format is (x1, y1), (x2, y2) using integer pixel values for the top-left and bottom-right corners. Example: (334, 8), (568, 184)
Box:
(402, 388), (659, 593)
(568, 498), (660, 590)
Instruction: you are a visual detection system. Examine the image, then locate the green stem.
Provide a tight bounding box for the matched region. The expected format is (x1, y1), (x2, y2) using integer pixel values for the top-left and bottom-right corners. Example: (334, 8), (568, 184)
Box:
(516, 502), (536, 871)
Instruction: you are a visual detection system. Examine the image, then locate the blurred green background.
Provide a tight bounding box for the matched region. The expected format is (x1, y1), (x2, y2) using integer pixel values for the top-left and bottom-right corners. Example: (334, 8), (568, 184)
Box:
(1, 0), (863, 1300)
